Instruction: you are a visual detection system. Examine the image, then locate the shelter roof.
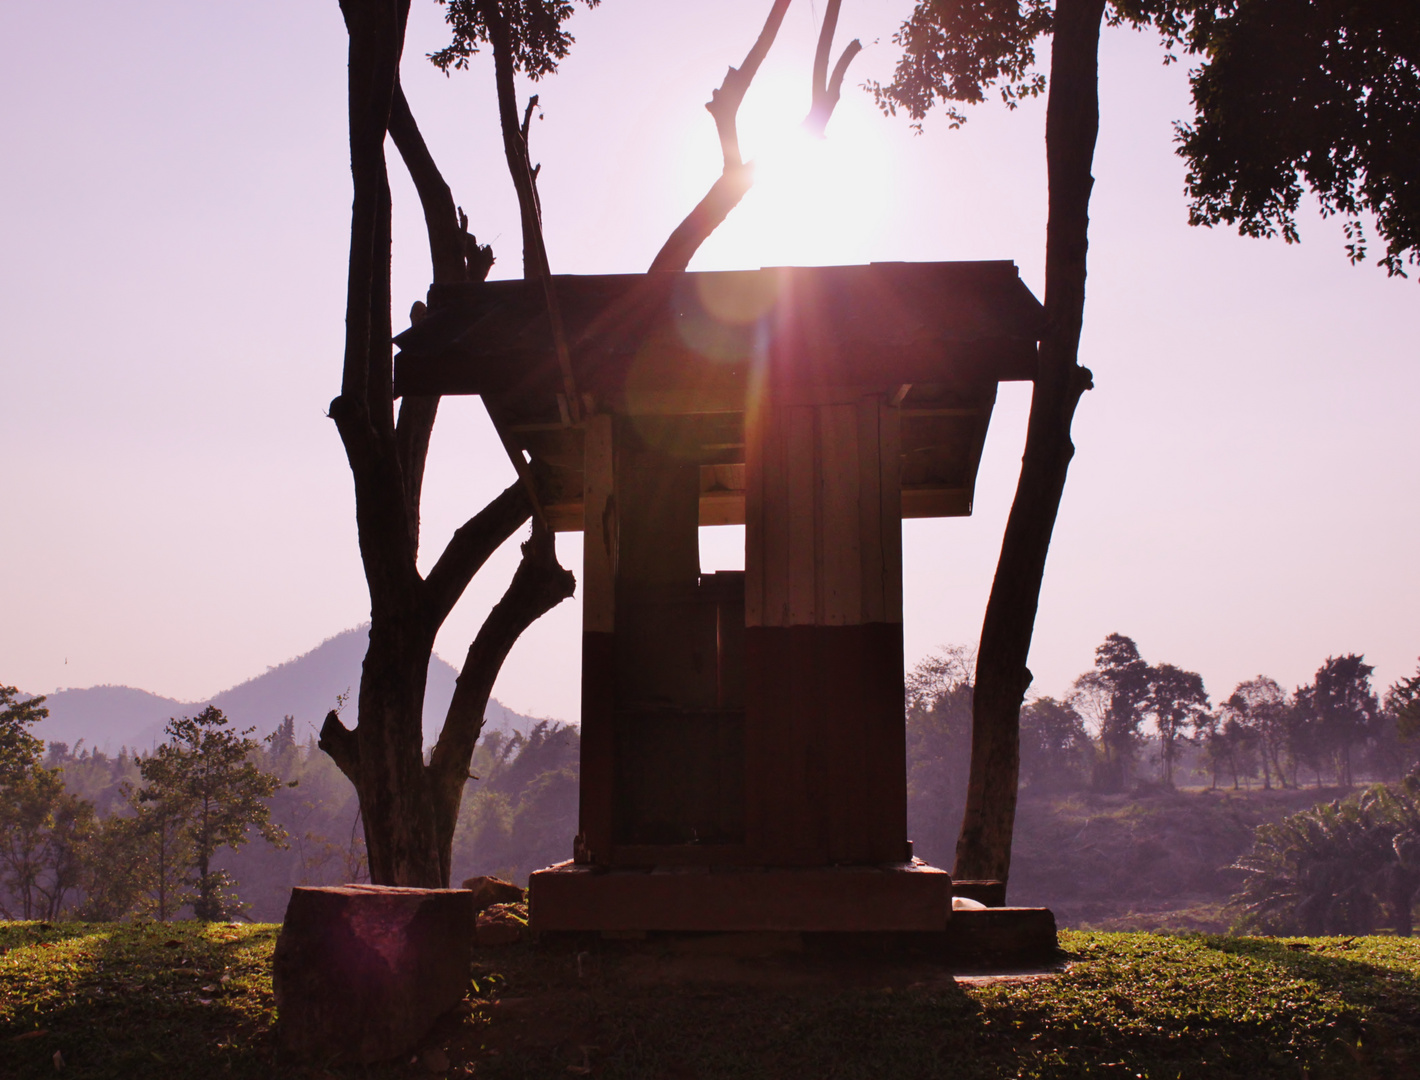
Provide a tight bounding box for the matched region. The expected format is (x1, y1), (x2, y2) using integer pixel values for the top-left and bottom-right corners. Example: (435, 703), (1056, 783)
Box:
(393, 261), (1041, 414)
(391, 261), (1042, 530)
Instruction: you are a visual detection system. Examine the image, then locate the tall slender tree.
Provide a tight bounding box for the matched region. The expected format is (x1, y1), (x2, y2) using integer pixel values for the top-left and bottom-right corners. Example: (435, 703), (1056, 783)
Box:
(136, 707), (288, 920)
(323, 0), (581, 887)
(1145, 662), (1209, 787)
(1222, 675), (1291, 789)
(1296, 654), (1380, 789)
(875, 0), (1418, 884)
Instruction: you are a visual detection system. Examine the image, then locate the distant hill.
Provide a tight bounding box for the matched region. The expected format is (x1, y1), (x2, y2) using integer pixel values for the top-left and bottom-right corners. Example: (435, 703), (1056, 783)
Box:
(29, 625), (561, 752)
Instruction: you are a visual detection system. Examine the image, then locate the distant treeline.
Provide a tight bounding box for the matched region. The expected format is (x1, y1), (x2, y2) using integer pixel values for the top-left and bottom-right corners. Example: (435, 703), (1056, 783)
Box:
(906, 636), (1420, 870)
(0, 684), (579, 923)
(4, 637), (1417, 923)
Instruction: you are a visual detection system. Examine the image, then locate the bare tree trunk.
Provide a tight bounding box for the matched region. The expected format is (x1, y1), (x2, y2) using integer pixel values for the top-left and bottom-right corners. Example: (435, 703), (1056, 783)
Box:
(953, 0), (1105, 886)
(327, 0), (569, 887)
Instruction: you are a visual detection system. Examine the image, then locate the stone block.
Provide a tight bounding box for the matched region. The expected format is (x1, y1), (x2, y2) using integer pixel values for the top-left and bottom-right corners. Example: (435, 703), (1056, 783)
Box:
(273, 884), (474, 1064)
(942, 907), (1058, 967)
(952, 879), (1008, 907)
(529, 861), (951, 933)
(460, 875), (525, 912)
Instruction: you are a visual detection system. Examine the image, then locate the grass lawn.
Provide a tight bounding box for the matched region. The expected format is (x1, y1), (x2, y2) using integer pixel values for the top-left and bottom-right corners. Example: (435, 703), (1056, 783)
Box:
(2, 922), (1418, 1078)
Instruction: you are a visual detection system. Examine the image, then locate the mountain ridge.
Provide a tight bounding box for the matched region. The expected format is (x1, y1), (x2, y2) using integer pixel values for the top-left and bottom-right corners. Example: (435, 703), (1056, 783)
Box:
(27, 625), (565, 752)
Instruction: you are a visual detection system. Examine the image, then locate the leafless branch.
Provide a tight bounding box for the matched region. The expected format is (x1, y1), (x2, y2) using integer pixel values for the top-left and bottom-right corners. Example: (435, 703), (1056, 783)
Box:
(805, 0), (862, 136)
(422, 480), (533, 629)
(389, 80), (467, 284)
(427, 520), (576, 880)
(479, 0), (580, 423)
(648, 0), (793, 273)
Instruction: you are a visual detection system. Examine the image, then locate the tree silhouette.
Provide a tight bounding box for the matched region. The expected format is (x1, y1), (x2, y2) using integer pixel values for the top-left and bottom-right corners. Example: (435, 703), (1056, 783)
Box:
(1296, 654), (1380, 789)
(1145, 662), (1209, 787)
(874, 0), (1417, 884)
(1388, 659), (1420, 741)
(136, 706), (287, 920)
(1221, 676), (1291, 789)
(329, 0), (861, 886)
(1178, 0), (1420, 278)
(1018, 695), (1089, 791)
(1070, 633), (1151, 792)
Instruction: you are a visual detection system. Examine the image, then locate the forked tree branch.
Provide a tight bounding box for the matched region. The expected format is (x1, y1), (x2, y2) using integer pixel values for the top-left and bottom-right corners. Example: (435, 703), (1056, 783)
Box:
(319, 709), (360, 781)
(805, 0), (862, 137)
(389, 80), (467, 285)
(648, 0), (792, 274)
(389, 79), (474, 552)
(422, 480), (533, 630)
(480, 0), (580, 424)
(427, 521), (576, 880)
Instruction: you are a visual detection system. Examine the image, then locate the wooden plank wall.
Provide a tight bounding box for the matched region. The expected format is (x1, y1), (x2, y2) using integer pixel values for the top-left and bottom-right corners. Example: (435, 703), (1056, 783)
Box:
(746, 396), (903, 630)
(576, 413), (616, 863)
(743, 394), (909, 866)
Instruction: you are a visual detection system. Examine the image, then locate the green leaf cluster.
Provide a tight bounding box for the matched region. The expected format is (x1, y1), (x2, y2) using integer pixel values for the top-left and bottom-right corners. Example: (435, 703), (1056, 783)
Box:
(429, 0), (599, 79)
(0, 689), (95, 920)
(132, 706), (288, 922)
(1232, 770), (1420, 935)
(875, 1), (1420, 273)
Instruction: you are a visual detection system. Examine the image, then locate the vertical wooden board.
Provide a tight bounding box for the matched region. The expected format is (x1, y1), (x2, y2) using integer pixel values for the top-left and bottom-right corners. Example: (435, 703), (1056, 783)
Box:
(578, 631), (617, 864)
(878, 401), (904, 625)
(858, 622), (908, 860)
(818, 403), (862, 626)
(581, 413), (616, 634)
(785, 406), (818, 626)
(759, 405), (792, 627)
(856, 397), (885, 625)
(744, 401), (768, 626)
(614, 435), (701, 590)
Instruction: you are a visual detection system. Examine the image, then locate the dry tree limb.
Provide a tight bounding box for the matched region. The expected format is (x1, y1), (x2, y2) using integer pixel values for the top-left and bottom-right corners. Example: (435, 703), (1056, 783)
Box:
(649, 0), (793, 274)
(427, 519), (576, 882)
(804, 0), (862, 137)
(479, 0), (580, 424)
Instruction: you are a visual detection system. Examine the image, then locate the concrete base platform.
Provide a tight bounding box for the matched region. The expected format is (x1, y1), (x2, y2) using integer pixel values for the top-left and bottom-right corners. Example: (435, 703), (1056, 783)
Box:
(528, 860), (952, 933)
(533, 909), (1061, 971)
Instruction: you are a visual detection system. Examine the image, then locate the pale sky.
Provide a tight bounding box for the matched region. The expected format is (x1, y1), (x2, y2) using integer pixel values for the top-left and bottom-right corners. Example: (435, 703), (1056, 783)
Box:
(2, 1), (1416, 726)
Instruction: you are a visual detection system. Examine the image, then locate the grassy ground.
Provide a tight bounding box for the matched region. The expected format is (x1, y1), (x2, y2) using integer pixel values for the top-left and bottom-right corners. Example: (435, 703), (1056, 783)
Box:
(3, 922), (1419, 1078)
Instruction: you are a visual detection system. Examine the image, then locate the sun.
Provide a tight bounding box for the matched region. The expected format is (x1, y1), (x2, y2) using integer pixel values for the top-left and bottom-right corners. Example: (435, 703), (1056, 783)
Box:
(685, 70), (895, 270)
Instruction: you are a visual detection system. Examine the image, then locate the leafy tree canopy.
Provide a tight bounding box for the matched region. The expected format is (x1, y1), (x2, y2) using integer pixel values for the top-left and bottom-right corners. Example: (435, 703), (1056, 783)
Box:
(430, 0), (600, 78)
(1390, 659), (1420, 741)
(0, 686), (46, 784)
(1178, 0), (1420, 277)
(1233, 770), (1420, 935)
(875, 1), (1420, 273)
(137, 706), (288, 920)
(870, 0), (1189, 127)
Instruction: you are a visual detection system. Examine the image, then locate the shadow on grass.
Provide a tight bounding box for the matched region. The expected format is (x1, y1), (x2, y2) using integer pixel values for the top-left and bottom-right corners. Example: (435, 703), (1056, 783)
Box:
(1202, 935), (1420, 1070)
(0, 922), (291, 1080)
(8, 927), (1420, 1080)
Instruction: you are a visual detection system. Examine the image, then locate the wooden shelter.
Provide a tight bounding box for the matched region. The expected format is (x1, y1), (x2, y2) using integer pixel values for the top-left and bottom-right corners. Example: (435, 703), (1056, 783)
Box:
(395, 261), (1042, 933)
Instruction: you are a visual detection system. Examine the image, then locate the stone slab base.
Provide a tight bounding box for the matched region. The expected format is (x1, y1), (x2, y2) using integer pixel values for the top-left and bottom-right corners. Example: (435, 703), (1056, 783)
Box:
(941, 907), (1058, 967)
(528, 861), (951, 933)
(534, 909), (1059, 971)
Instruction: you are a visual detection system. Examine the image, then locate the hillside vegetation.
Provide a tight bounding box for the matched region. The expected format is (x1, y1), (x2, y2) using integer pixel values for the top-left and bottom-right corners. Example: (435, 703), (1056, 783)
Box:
(1008, 786), (1352, 930)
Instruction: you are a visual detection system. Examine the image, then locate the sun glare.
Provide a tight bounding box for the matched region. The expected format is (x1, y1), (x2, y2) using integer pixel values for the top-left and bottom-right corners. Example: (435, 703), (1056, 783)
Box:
(687, 71), (894, 270)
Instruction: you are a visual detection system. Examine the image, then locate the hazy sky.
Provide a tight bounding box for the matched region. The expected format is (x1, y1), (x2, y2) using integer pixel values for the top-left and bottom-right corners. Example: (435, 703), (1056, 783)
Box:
(2, 1), (1416, 730)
